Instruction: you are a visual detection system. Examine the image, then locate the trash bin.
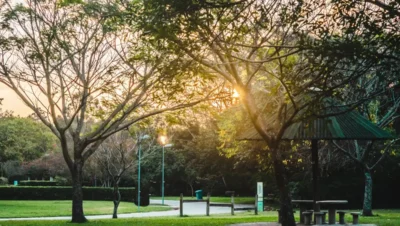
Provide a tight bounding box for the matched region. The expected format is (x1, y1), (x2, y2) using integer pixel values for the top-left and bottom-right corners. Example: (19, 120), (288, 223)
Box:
(195, 190), (203, 200)
(134, 191), (150, 206)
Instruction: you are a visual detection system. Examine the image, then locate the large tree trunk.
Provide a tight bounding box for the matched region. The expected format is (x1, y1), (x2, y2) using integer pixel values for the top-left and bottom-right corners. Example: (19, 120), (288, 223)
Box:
(362, 170), (373, 216)
(273, 152), (296, 226)
(241, 92), (295, 225)
(71, 160), (87, 223)
(112, 182), (121, 219)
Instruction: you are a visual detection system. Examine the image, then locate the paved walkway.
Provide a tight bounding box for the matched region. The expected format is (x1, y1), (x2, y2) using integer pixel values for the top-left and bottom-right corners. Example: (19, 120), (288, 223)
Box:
(1, 200), (376, 226)
(0, 199), (254, 221)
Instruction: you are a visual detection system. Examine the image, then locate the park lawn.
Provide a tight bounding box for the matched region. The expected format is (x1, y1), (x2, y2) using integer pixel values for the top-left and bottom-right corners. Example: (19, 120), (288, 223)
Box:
(0, 200), (171, 218)
(0, 212), (277, 226)
(357, 209), (400, 226)
(151, 196), (257, 204)
(0, 210), (399, 225)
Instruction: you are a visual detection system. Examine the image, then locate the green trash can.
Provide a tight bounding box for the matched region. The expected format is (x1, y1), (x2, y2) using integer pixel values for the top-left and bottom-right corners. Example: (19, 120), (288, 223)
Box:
(195, 190), (203, 200)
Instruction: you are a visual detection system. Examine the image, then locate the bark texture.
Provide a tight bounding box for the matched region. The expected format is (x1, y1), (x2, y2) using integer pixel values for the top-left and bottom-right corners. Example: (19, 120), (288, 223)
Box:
(362, 170), (373, 216)
(71, 160), (87, 223)
(273, 155), (296, 226)
(113, 181), (121, 219)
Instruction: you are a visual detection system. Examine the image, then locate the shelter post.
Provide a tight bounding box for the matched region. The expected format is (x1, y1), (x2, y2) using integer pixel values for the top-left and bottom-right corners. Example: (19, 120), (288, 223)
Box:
(312, 139), (320, 213)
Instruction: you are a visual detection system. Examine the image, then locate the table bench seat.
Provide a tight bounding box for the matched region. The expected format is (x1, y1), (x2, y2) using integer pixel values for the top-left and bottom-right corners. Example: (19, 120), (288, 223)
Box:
(316, 200), (348, 224)
(302, 211), (313, 225)
(291, 200), (313, 224)
(351, 212), (361, 224)
(337, 210), (346, 224)
(314, 212), (325, 224)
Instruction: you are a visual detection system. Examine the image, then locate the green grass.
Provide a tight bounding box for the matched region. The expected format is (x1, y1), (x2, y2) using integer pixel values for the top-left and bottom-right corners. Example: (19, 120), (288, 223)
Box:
(357, 209), (400, 226)
(0, 200), (398, 225)
(0, 210), (399, 225)
(0, 200), (171, 218)
(151, 196), (257, 204)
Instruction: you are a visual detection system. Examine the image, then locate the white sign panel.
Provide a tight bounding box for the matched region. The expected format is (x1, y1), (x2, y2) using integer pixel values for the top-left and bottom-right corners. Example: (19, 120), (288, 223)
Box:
(257, 182), (263, 212)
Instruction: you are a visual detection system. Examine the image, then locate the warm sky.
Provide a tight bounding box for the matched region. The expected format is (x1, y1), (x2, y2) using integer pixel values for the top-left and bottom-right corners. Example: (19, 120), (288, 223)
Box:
(1, 0), (32, 116)
(0, 83), (33, 117)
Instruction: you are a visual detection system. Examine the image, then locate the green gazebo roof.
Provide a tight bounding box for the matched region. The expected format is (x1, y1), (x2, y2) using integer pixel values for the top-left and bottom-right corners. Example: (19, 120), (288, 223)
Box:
(238, 110), (394, 141)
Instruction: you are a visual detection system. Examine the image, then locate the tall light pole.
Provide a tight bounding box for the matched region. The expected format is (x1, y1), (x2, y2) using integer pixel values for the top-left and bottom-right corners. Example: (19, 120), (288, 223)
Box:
(137, 134), (150, 212)
(158, 135), (172, 205)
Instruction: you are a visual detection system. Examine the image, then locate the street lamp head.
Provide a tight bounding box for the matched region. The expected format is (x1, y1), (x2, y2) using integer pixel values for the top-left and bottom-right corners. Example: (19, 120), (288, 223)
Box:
(141, 134), (150, 140)
(159, 135), (167, 146)
(164, 143), (173, 148)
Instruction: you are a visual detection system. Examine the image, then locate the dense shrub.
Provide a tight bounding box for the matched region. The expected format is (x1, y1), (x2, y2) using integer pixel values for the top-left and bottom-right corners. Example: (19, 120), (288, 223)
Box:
(54, 176), (70, 186)
(0, 186), (135, 201)
(19, 180), (57, 186)
(0, 177), (8, 185)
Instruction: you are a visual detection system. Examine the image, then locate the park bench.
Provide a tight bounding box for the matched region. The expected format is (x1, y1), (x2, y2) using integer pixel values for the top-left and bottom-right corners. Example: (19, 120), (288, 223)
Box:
(179, 193), (258, 217)
(337, 210), (346, 224)
(302, 211), (313, 225)
(321, 211), (327, 224)
(234, 207), (256, 211)
(314, 212), (325, 224)
(291, 200), (313, 224)
(351, 212), (361, 224)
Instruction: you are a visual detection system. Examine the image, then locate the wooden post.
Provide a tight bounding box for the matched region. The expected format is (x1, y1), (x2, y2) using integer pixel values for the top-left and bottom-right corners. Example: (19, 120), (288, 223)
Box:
(206, 193), (210, 216)
(231, 193), (234, 215)
(180, 193), (183, 217)
(255, 194), (258, 215)
(312, 140), (321, 220)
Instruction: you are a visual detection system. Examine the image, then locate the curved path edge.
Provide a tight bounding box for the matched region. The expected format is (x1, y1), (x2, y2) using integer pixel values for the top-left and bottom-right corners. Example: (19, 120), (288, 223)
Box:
(0, 199), (253, 221)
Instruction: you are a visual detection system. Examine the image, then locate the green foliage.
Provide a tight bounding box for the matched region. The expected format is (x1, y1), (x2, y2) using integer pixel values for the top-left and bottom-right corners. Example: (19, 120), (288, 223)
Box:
(54, 176), (70, 186)
(19, 181), (57, 187)
(217, 107), (246, 157)
(0, 186), (135, 201)
(0, 177), (8, 185)
(0, 117), (57, 162)
(58, 0), (83, 7)
(1, 160), (24, 181)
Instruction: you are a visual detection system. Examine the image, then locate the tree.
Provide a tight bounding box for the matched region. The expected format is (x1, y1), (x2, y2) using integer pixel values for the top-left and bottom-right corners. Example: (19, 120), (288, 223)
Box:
(138, 1), (396, 225)
(95, 130), (137, 219)
(23, 152), (69, 181)
(0, 1), (216, 222)
(290, 0), (400, 216)
(332, 81), (400, 216)
(159, 107), (265, 197)
(0, 116), (56, 176)
(1, 160), (24, 180)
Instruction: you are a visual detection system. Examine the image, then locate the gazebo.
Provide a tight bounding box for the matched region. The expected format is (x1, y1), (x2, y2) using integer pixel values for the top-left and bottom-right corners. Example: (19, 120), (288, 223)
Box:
(237, 107), (394, 221)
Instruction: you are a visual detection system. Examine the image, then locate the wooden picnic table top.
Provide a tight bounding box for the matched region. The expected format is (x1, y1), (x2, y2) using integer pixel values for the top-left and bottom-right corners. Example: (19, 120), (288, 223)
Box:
(316, 200), (348, 205)
(292, 200), (313, 203)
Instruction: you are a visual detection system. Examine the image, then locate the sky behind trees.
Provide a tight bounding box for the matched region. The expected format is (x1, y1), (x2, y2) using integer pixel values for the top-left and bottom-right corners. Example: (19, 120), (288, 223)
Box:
(0, 83), (32, 116)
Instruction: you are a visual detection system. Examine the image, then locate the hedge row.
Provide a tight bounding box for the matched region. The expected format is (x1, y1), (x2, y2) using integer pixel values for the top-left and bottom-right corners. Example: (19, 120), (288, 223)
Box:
(0, 186), (136, 201)
(19, 181), (57, 186)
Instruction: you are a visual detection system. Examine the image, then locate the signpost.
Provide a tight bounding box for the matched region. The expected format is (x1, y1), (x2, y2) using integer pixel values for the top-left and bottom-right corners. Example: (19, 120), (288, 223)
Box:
(257, 182), (263, 212)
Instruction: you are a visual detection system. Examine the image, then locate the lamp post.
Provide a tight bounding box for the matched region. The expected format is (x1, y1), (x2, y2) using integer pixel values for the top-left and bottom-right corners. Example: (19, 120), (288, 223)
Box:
(137, 134), (150, 212)
(158, 135), (172, 205)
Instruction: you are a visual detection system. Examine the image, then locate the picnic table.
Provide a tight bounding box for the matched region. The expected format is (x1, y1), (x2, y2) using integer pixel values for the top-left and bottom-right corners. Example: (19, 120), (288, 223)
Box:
(291, 200), (313, 224)
(316, 200), (348, 224)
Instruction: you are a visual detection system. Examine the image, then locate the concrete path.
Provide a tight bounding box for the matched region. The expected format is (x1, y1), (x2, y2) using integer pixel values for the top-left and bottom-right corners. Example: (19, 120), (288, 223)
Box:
(0, 199), (255, 221)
